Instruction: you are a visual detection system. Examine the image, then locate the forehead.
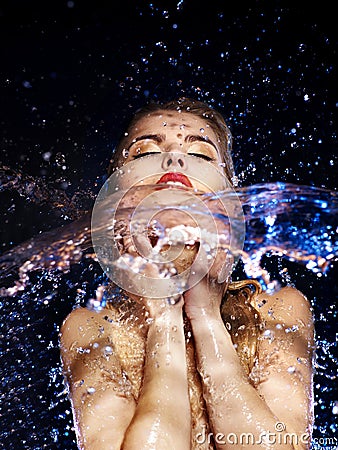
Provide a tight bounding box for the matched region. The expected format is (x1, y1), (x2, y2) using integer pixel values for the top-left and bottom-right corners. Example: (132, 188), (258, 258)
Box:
(127, 111), (217, 139)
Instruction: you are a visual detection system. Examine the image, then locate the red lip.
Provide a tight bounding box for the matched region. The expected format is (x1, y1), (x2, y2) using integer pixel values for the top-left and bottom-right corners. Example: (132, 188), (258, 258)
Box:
(156, 172), (193, 188)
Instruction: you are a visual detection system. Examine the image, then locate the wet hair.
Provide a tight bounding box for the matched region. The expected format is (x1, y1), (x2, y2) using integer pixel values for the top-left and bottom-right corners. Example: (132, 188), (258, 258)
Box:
(108, 97), (235, 183)
(221, 279), (263, 376)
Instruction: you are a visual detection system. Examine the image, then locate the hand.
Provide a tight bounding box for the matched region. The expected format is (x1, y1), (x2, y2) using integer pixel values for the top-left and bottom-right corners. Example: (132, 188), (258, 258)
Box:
(113, 223), (184, 318)
(183, 221), (234, 321)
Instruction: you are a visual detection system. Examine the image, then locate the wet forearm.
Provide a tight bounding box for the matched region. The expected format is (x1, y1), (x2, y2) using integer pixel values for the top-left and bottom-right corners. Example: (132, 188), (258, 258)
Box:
(123, 305), (190, 450)
(190, 312), (297, 450)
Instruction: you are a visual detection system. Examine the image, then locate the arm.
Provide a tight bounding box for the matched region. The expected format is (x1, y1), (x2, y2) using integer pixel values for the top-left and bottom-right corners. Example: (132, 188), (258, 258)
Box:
(60, 307), (137, 449)
(60, 298), (191, 450)
(185, 282), (314, 450)
(122, 297), (191, 450)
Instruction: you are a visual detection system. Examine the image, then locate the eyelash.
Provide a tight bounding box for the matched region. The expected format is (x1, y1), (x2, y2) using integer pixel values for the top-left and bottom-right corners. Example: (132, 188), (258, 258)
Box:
(132, 151), (160, 159)
(188, 153), (214, 161)
(132, 151), (214, 162)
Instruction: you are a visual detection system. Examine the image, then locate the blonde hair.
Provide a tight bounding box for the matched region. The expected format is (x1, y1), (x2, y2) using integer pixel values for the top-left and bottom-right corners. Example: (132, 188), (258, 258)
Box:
(222, 279), (263, 375)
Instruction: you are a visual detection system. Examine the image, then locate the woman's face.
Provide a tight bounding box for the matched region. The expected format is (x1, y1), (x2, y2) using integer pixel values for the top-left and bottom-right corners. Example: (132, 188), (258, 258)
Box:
(116, 110), (227, 192)
(100, 110), (238, 290)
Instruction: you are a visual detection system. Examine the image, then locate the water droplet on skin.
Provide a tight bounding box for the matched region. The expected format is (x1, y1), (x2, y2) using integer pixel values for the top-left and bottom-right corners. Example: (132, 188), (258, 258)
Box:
(167, 295), (181, 305)
(263, 329), (275, 341)
(104, 345), (113, 356)
(76, 346), (90, 354)
(74, 379), (84, 388)
(165, 352), (172, 365)
(87, 386), (96, 394)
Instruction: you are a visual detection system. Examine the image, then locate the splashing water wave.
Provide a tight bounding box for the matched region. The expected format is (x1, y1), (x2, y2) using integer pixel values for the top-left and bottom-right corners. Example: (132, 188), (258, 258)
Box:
(0, 180), (337, 448)
(0, 182), (336, 296)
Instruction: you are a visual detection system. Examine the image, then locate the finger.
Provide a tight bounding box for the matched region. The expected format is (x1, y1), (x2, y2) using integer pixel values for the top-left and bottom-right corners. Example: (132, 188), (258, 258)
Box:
(122, 234), (138, 256)
(132, 233), (154, 259)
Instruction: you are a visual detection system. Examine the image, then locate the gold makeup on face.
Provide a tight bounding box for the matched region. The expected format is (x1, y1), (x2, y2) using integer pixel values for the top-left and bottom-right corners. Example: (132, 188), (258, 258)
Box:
(127, 135), (219, 164)
(120, 111), (223, 166)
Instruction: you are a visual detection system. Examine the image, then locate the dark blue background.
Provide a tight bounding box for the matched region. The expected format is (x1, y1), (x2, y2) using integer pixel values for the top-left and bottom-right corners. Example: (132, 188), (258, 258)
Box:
(0, 1), (337, 448)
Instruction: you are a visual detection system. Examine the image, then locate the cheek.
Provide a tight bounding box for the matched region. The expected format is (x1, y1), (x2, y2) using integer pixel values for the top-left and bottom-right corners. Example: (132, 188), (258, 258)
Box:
(118, 171), (160, 191)
(188, 161), (229, 192)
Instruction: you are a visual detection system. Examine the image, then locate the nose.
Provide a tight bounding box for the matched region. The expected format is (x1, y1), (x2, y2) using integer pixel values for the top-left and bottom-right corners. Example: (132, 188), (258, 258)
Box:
(161, 152), (187, 171)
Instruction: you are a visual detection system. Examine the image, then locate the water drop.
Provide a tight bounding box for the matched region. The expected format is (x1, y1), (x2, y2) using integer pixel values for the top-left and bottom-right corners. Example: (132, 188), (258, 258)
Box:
(165, 352), (172, 365)
(42, 151), (52, 161)
(74, 379), (84, 388)
(86, 298), (103, 311)
(55, 152), (66, 166)
(104, 346), (113, 356)
(332, 401), (338, 414)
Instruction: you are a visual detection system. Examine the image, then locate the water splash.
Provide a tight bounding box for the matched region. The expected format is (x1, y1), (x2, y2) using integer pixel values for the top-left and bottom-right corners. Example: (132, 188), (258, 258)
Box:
(1, 182), (336, 296)
(0, 181), (336, 448)
(0, 165), (95, 221)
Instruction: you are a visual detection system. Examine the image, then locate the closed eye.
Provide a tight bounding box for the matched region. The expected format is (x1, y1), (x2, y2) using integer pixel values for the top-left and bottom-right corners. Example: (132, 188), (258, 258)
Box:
(132, 151), (161, 159)
(188, 153), (214, 161)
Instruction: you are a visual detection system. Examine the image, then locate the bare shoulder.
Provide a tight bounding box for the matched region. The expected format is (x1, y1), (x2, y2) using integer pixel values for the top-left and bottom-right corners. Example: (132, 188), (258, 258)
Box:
(60, 306), (112, 350)
(254, 287), (315, 436)
(59, 305), (146, 382)
(59, 307), (140, 448)
(256, 286), (313, 333)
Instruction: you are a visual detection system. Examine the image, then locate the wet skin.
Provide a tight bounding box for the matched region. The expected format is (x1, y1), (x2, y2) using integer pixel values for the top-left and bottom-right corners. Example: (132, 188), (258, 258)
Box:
(60, 111), (314, 450)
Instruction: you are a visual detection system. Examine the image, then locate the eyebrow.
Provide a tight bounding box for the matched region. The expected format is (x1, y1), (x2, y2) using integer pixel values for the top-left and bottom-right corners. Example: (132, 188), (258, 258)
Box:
(127, 134), (165, 149)
(127, 133), (218, 152)
(185, 134), (218, 151)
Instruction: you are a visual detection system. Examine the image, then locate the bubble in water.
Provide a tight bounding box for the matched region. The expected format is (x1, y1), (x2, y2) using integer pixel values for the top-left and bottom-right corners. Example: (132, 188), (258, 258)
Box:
(332, 401), (338, 415)
(55, 152), (66, 167)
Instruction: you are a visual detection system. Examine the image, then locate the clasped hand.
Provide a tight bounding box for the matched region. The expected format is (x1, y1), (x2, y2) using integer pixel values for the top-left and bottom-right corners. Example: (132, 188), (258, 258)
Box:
(115, 216), (231, 321)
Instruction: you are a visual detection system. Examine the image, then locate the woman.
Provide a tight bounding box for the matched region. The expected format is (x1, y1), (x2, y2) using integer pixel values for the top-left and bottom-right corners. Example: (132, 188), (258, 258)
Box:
(60, 98), (314, 449)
